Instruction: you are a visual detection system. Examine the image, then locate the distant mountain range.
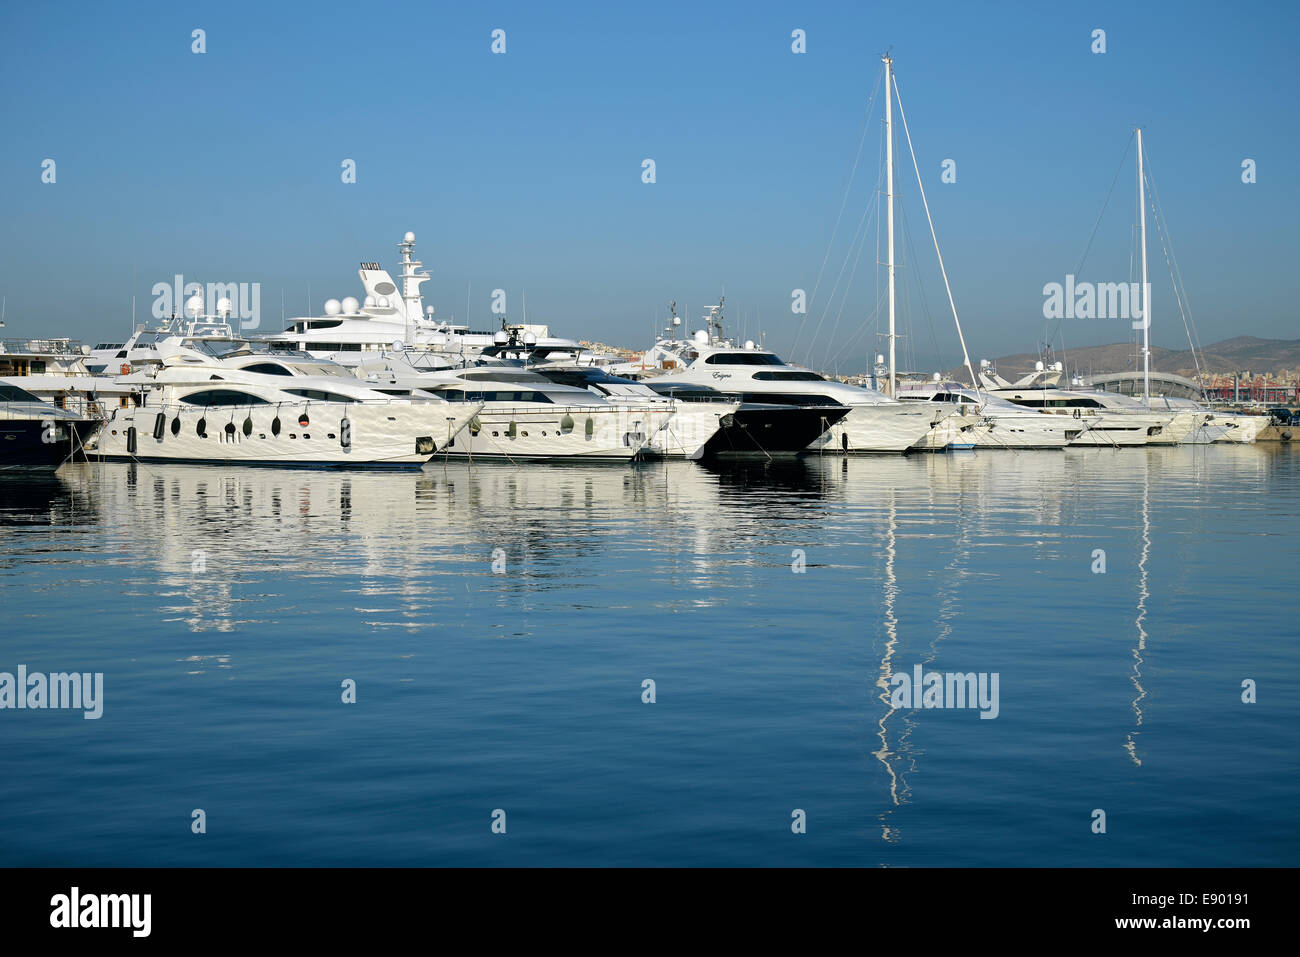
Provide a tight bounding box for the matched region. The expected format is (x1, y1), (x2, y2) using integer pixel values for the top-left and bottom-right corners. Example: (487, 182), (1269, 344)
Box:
(945, 337), (1300, 381)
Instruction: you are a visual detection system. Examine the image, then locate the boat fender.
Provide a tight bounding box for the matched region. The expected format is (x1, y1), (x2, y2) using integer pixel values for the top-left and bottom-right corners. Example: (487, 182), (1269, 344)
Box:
(126, 426), (137, 455)
(340, 417), (352, 449)
(152, 412), (166, 440)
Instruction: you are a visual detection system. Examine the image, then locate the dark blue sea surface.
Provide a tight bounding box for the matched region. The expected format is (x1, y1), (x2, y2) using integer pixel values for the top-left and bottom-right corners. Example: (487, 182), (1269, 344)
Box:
(1, 447), (1296, 866)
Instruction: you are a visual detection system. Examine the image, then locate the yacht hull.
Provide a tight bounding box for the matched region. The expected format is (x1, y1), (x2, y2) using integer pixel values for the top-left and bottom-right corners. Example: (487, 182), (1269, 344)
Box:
(93, 401), (477, 467)
(808, 403), (942, 453)
(0, 419), (88, 470)
(698, 406), (850, 459)
(441, 404), (672, 460)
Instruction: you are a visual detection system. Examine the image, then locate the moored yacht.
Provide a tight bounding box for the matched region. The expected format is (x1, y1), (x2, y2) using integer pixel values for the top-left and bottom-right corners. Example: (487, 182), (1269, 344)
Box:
(533, 365), (849, 459)
(0, 380), (99, 469)
(636, 303), (947, 453)
(978, 364), (1174, 446)
(264, 232), (586, 366)
(897, 379), (1080, 449)
(351, 354), (671, 461)
(94, 334), (480, 467)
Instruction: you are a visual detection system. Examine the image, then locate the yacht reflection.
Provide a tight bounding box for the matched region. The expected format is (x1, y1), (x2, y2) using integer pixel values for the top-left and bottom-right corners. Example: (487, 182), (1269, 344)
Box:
(0, 469), (99, 530)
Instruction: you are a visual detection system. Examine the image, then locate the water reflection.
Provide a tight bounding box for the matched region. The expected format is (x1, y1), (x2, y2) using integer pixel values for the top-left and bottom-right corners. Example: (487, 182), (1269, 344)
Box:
(1, 445), (1295, 864)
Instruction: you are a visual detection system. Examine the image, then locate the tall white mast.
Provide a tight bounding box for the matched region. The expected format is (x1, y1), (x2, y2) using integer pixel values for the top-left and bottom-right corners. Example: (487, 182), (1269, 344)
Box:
(1137, 128), (1150, 404)
(884, 53), (897, 397)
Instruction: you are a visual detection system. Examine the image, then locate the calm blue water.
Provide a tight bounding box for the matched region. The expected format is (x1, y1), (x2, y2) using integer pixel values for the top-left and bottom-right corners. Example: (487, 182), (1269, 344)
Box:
(1, 447), (1297, 866)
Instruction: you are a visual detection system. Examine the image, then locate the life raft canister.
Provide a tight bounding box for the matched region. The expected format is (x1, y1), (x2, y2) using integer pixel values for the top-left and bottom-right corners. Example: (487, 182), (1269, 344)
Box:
(120, 363), (131, 375)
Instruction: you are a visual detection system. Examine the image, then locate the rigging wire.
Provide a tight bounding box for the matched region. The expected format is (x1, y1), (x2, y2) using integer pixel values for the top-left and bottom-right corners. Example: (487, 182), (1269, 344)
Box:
(792, 65), (885, 360)
(891, 71), (980, 397)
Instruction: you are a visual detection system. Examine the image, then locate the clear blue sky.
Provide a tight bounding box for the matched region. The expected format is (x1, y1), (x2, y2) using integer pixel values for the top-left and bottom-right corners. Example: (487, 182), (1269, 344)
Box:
(2, 0), (1296, 373)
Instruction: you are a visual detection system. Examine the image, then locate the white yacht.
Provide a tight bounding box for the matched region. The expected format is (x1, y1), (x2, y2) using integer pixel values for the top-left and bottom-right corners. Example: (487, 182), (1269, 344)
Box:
(532, 365), (849, 459)
(635, 304), (948, 453)
(94, 332), (481, 467)
(897, 379), (1080, 449)
(0, 335), (135, 421)
(264, 232), (586, 366)
(350, 354), (671, 461)
(977, 364), (1175, 446)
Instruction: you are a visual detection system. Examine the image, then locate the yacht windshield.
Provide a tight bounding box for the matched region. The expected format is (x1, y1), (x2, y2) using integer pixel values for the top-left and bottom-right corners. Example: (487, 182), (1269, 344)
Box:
(703, 352), (786, 366)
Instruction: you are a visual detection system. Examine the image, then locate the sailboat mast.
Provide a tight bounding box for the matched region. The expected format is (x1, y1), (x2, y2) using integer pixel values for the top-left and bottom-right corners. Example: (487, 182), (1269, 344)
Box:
(884, 53), (897, 397)
(1137, 127), (1150, 404)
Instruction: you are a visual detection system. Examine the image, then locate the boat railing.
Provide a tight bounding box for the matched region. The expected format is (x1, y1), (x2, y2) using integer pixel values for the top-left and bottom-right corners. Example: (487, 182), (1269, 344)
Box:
(0, 337), (86, 356)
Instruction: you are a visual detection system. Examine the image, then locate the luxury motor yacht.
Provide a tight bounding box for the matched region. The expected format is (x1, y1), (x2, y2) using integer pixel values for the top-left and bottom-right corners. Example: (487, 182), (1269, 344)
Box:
(0, 380), (99, 469)
(350, 354), (671, 461)
(896, 380), (1081, 449)
(634, 303), (950, 453)
(0, 336), (135, 422)
(977, 364), (1176, 447)
(263, 232), (586, 366)
(533, 365), (849, 459)
(94, 334), (481, 467)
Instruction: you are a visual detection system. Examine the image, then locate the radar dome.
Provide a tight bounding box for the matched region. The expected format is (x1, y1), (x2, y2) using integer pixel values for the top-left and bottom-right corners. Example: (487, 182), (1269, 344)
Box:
(693, 330), (708, 345)
(341, 297), (360, 314)
(216, 297), (233, 316)
(184, 295), (204, 318)
(1035, 360), (1045, 372)
(403, 231), (416, 243)
(324, 299), (342, 316)
(363, 295), (376, 308)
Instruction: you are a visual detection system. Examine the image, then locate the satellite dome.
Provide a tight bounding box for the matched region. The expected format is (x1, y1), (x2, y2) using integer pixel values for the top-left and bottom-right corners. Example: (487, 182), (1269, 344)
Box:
(403, 231), (415, 243)
(341, 296), (360, 314)
(216, 297), (233, 317)
(184, 295), (204, 318)
(363, 295), (375, 308)
(1035, 360), (1045, 372)
(693, 330), (708, 345)
(493, 331), (509, 345)
(377, 296), (389, 308)
(324, 299), (342, 316)
(743, 340), (754, 350)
